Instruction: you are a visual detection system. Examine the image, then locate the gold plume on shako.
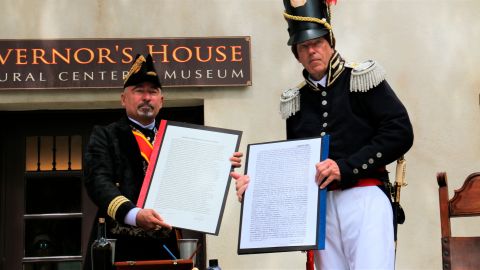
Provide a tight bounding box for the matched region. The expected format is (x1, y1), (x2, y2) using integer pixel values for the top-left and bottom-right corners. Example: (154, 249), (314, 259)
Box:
(123, 54), (162, 88)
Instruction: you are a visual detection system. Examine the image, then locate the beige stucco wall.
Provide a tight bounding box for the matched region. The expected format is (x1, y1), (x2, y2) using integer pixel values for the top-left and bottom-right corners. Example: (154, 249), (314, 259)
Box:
(2, 0), (480, 269)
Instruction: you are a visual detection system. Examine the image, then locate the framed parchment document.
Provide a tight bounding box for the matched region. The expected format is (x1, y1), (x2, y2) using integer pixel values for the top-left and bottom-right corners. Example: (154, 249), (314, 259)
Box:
(238, 136), (329, 254)
(137, 120), (242, 235)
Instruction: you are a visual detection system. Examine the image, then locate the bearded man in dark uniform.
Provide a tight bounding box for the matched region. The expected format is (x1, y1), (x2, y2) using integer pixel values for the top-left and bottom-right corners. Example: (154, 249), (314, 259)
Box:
(83, 54), (243, 269)
(83, 54), (178, 269)
(232, 1), (414, 269)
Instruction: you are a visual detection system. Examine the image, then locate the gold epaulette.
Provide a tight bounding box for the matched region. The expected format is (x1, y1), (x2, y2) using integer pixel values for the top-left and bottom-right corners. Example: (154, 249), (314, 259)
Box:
(346, 60), (386, 92)
(280, 81), (305, 119)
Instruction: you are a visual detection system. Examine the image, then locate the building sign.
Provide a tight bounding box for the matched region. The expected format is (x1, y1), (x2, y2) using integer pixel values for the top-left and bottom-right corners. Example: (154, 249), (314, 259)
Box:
(0, 37), (251, 90)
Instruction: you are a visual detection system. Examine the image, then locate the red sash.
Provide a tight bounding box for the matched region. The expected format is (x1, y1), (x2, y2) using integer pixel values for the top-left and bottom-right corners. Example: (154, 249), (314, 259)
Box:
(306, 250), (314, 270)
(132, 129), (153, 163)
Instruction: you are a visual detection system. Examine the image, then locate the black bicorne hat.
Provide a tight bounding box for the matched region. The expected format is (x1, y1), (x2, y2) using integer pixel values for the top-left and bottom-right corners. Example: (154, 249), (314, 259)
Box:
(123, 54), (162, 89)
(283, 0), (335, 46)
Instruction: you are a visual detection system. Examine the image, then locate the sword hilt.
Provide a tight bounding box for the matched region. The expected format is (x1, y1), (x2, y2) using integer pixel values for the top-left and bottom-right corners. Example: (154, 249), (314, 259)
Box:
(394, 156), (407, 203)
(395, 155), (407, 187)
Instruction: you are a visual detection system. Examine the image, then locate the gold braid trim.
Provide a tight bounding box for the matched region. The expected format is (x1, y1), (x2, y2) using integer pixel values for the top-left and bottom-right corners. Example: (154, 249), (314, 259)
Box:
(327, 51), (345, 86)
(283, 12), (332, 30)
(107, 195), (130, 219)
(124, 55), (146, 85)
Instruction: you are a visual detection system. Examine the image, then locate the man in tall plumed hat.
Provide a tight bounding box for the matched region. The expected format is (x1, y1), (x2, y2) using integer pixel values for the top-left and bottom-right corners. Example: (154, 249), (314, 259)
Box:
(83, 54), (177, 269)
(233, 0), (414, 269)
(282, 1), (414, 269)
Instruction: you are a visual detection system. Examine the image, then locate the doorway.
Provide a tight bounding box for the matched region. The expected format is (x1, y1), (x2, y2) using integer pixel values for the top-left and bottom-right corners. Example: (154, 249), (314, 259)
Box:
(0, 106), (205, 270)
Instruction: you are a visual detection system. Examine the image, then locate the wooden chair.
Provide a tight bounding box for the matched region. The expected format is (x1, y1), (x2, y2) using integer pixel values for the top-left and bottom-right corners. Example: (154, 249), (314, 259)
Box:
(437, 172), (480, 270)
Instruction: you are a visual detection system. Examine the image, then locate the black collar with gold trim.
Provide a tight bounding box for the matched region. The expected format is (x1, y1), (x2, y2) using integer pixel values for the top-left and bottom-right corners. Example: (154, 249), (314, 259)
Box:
(303, 51), (345, 90)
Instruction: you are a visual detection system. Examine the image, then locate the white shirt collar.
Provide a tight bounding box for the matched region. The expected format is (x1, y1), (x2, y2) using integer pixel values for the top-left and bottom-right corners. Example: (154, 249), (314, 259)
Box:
(309, 74), (327, 88)
(128, 117), (155, 130)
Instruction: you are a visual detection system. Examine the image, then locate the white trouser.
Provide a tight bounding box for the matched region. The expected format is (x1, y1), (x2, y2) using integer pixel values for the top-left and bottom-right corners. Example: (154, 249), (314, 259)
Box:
(314, 186), (395, 270)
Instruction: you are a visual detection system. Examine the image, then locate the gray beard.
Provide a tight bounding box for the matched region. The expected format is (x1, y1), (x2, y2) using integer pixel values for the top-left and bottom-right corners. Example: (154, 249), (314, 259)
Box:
(137, 108), (154, 117)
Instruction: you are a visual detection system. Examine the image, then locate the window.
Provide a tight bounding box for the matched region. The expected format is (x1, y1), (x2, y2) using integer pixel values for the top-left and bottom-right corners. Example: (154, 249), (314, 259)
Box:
(1, 107), (206, 269)
(23, 135), (84, 270)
